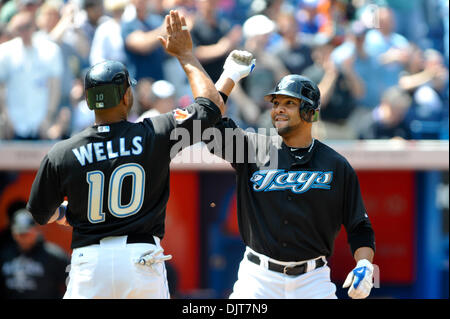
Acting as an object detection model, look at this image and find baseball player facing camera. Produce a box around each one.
[211,72,376,299]
[26,10,255,299]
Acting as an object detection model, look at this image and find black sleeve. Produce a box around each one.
[204,117,250,170]
[26,154,64,225]
[147,97,222,158]
[347,221,376,256]
[342,162,376,255]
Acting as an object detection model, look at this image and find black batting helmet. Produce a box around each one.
[85,60,136,110]
[264,75,321,122]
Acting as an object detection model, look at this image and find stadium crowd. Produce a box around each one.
[0,0,448,141]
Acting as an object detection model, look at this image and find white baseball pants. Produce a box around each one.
[64,236,170,299]
[229,247,337,299]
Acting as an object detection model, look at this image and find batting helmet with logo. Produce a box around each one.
[85,60,137,110]
[264,75,321,122]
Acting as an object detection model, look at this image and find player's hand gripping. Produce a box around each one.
[158,10,192,58]
[222,50,256,84]
[342,259,374,299]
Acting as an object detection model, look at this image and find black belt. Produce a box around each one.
[247,252,325,276]
[126,234,156,244]
[95,234,156,245]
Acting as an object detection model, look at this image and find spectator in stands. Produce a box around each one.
[269,10,313,75]
[35,0,79,139]
[89,0,129,65]
[157,2,195,100]
[0,208,69,299]
[0,200,27,251]
[136,79,177,121]
[229,14,289,130]
[356,86,413,140]
[0,0,42,25]
[240,14,288,102]
[363,6,410,90]
[77,0,108,50]
[121,0,166,81]
[399,47,449,139]
[69,76,94,135]
[132,77,153,119]
[384,0,428,49]
[399,46,449,97]
[295,0,331,35]
[0,10,63,140]
[44,1,90,75]
[303,35,363,139]
[190,0,242,82]
[331,20,382,111]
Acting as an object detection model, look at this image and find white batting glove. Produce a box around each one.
[342,259,374,299]
[221,50,256,84]
[135,247,172,267]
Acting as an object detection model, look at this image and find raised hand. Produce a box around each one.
[158,10,192,58]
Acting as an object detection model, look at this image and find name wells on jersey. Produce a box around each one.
[72,136,143,166]
[250,169,333,194]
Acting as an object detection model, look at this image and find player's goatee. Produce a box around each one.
[272,119,299,136]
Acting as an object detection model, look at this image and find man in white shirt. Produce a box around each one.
[89,0,129,66]
[0,10,63,140]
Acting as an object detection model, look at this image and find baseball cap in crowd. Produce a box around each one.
[104,0,129,12]
[152,80,175,99]
[11,209,36,234]
[242,14,276,38]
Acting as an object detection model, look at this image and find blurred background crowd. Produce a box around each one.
[0,0,448,142]
[0,0,448,300]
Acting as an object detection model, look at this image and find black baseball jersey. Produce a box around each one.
[27,98,221,249]
[207,118,375,262]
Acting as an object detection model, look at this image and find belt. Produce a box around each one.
[126,234,156,244]
[246,252,325,276]
[94,234,156,245]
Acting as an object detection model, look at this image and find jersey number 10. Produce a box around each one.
[86,163,145,223]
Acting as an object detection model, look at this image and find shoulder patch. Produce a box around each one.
[172,108,194,124]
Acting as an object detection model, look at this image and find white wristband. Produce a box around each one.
[221,69,241,84]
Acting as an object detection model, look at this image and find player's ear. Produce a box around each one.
[123,87,132,106]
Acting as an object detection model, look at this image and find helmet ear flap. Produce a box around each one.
[299,101,319,123]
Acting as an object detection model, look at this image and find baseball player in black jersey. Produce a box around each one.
[25,10,255,299]
[211,74,376,299]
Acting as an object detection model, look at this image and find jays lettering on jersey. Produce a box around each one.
[207,118,375,262]
[26,98,221,249]
[250,169,333,194]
